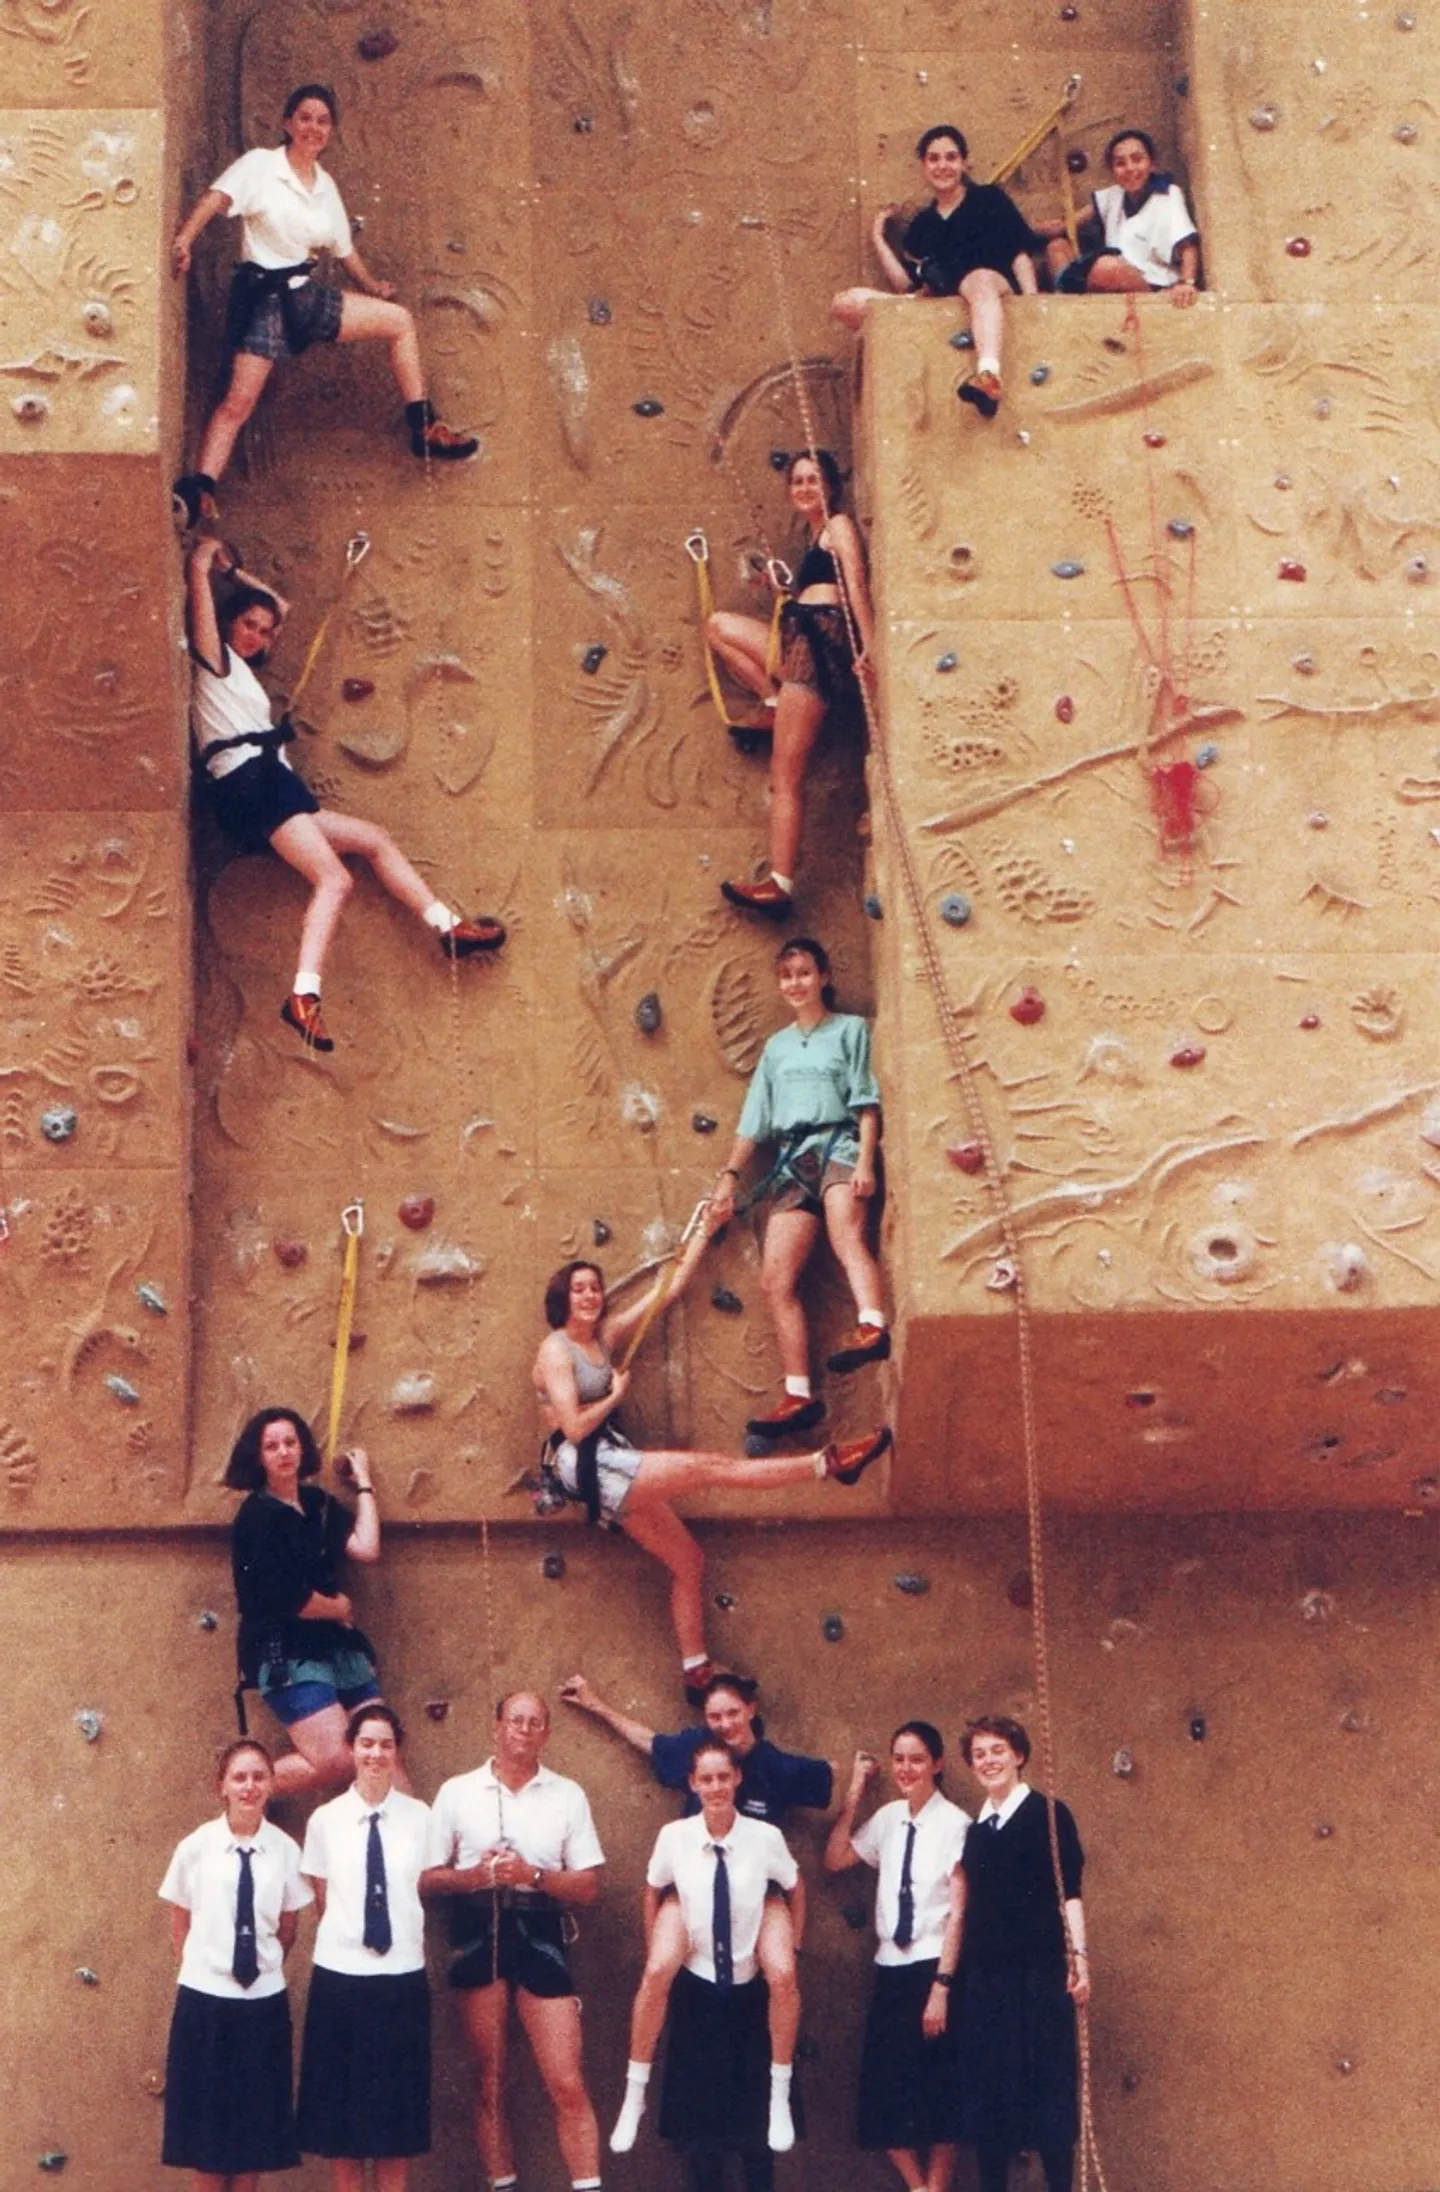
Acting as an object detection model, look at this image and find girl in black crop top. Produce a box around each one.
[712,449,876,922]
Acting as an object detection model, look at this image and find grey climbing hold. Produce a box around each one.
[714,1591,737,1610]
[573,113,594,132]
[822,1613,845,1643]
[1167,518,1194,540]
[40,1105,78,1143]
[769,448,791,471]
[1051,559,1085,579]
[635,991,662,1035]
[935,651,958,673]
[424,1699,451,1722]
[1292,651,1317,675]
[75,1709,103,1743]
[691,1111,718,1134]
[1407,554,1430,581]
[863,894,883,920]
[893,1572,930,1596]
[1030,363,1051,384]
[1194,743,1220,768]
[1249,104,1280,130]
[581,643,608,674]
[592,1219,611,1245]
[137,1283,167,1314]
[197,1610,219,1633]
[633,397,664,417]
[105,1375,141,1405]
[1111,1747,1135,1779]
[939,892,972,927]
[1188,1714,1206,1742]
[37,2155,67,2175]
[542,1551,566,1581]
[75,1967,99,1986]
[1394,121,1419,144]
[588,298,612,325]
[711,1287,743,1314]
[948,329,974,350]
[744,1433,772,1459]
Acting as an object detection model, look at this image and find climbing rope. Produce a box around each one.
[991,74,1085,253]
[749,163,1112,2191]
[616,1195,713,1374]
[287,530,371,716]
[324,1198,365,1467]
[684,529,790,750]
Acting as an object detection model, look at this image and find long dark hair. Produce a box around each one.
[224,1406,321,1490]
[789,447,845,511]
[544,1260,605,1329]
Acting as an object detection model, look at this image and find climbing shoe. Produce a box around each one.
[958,369,1002,419]
[409,408,480,461]
[721,875,795,920]
[823,1425,893,1485]
[280,992,334,1052]
[172,472,218,528]
[440,915,507,958]
[746,1393,826,1438]
[826,1324,892,1375]
[682,1657,719,1707]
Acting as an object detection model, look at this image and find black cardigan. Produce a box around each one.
[231,1485,375,1686]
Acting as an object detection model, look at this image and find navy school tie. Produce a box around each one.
[894,1820,917,1950]
[712,1844,734,1991]
[232,1847,259,1988]
[363,1812,392,1955]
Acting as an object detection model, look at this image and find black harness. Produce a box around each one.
[195,717,297,771]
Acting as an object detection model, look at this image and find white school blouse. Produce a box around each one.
[211,145,353,270]
[191,645,292,780]
[646,1811,799,1985]
[159,1813,311,1999]
[302,1783,431,1976]
[1094,179,1198,289]
[424,1759,605,1877]
[849,1790,970,1967]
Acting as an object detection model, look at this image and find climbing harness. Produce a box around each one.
[324,1199,364,1468]
[287,530,371,717]
[750,159,1113,2190]
[685,529,790,752]
[991,73,1085,254]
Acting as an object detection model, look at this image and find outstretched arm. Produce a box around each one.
[559,1672,657,1757]
[171,187,231,277]
[601,1199,722,1352]
[338,1449,381,1565]
[823,1749,880,1872]
[186,539,229,673]
[338,247,397,301]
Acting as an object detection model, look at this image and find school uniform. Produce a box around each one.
[650,1727,833,1825]
[192,645,321,853]
[297,1785,432,2160]
[850,1790,970,2150]
[902,186,1037,294]
[425,1759,604,1992]
[649,1813,800,2166]
[158,1813,312,2175]
[210,144,352,357]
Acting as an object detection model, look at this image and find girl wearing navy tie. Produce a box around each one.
[298,1705,433,2190]
[158,1739,313,2190]
[824,1724,970,2192]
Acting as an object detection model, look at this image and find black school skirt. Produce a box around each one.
[298,1965,432,2158]
[957,1958,1078,2149]
[660,1969,781,2150]
[857,1959,963,2150]
[162,1984,299,2174]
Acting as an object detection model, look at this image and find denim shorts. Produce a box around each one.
[259,1649,380,1727]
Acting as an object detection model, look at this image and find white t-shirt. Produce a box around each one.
[211,144,353,270]
[850,1790,970,1966]
[425,1760,605,1878]
[646,1811,799,1985]
[159,1813,312,1999]
[191,644,292,780]
[302,1784,430,1976]
[1094,179,1197,289]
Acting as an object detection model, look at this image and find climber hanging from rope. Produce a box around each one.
[186,535,506,1053]
[170,82,478,528]
[532,1203,892,1705]
[717,450,875,921]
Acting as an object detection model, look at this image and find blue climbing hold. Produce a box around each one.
[197,1610,219,1632]
[822,1613,845,1643]
[939,893,972,928]
[949,329,975,351]
[542,1550,566,1581]
[745,1433,773,1459]
[893,1572,931,1596]
[40,1105,77,1143]
[711,1287,743,1314]
[769,448,791,471]
[581,644,608,674]
[1030,363,1051,385]
[105,1375,140,1405]
[714,1591,737,1610]
[588,298,612,325]
[935,651,958,673]
[1167,518,1195,540]
[592,1218,611,1246]
[1051,559,1085,580]
[137,1282,167,1315]
[692,1111,718,1134]
[633,397,664,418]
[863,894,883,921]
[1195,743,1220,769]
[75,1709,103,1743]
[635,991,662,1034]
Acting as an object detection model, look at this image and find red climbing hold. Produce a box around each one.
[1285,235,1312,257]
[1150,758,1207,852]
[1143,429,1167,448]
[1299,1014,1321,1029]
[948,1141,986,1174]
[273,1236,308,1269]
[1170,1044,1207,1069]
[1010,987,1046,1026]
[1278,558,1307,581]
[342,677,375,703]
[358,28,398,59]
[398,1194,435,1230]
[1054,694,1075,723]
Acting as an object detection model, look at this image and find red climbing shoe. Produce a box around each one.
[747,1393,826,1438]
[411,417,480,462]
[826,1324,892,1375]
[823,1425,893,1485]
[958,369,1003,419]
[721,876,795,920]
[440,915,507,958]
[682,1658,719,1707]
[280,992,334,1053]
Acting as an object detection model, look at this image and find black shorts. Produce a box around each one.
[208,753,321,854]
[446,1901,576,1996]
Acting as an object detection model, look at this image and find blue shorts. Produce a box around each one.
[259,1650,379,1727]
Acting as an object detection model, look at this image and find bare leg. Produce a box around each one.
[767,683,827,883]
[708,611,775,700]
[192,2178,258,2192]
[831,285,892,332]
[887,2153,927,2191]
[927,2144,960,2192]
[338,291,425,405]
[617,1500,709,1662]
[822,1181,886,1320]
[195,353,276,484]
[270,1701,352,1797]
[757,1900,799,2063]
[1045,236,1077,284]
[759,1207,821,1383]
[957,267,1010,371]
[626,1898,689,2063]
[1084,256,1150,295]
[268,809,442,986]
[457,1981,514,2184]
[374,2163,409,2192]
[630,1450,824,1501]
[516,1990,601,2185]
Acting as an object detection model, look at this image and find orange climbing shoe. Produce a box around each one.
[824,1425,893,1485]
[411,416,480,462]
[826,1324,892,1375]
[958,368,1003,419]
[280,992,334,1052]
[747,1393,826,1438]
[721,875,794,920]
[440,915,507,958]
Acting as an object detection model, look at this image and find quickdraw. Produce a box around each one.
[685,528,790,755]
[324,1198,364,1467]
[991,73,1085,254]
[288,530,372,716]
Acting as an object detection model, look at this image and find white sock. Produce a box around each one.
[573,2181,604,2190]
[422,900,459,933]
[784,1376,812,1399]
[768,2064,796,2153]
[771,870,795,895]
[492,2179,518,2191]
[682,1653,709,1673]
[859,1310,886,1329]
[610,2062,650,2152]
[293,970,321,997]
[977,354,999,377]
[812,1448,829,1478]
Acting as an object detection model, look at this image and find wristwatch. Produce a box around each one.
[933,1971,954,1989]
[531,1865,544,1890]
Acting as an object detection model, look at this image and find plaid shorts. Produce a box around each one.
[234,274,344,360]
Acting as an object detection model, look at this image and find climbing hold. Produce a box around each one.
[620,1084,660,1133]
[745,1433,772,1459]
[714,1591,737,1610]
[1188,1714,1206,1742]
[397,1195,435,1231]
[592,1219,611,1245]
[692,1112,718,1134]
[82,298,114,337]
[1169,1044,1206,1069]
[136,1283,167,1315]
[1313,395,1333,420]
[1274,473,1293,491]
[1307,809,1328,830]
[1339,1709,1363,1734]
[1054,695,1075,723]
[986,1258,1019,1292]
[581,643,608,674]
[273,1237,307,1270]
[1277,558,1307,582]
[939,893,972,927]
[1397,7,1417,21]
[390,1373,436,1413]
[357,27,398,59]
[105,1375,141,1405]
[1301,1588,1336,1623]
[1007,1570,1034,1608]
[711,1287,743,1314]
[935,651,958,673]
[1111,1747,1135,1780]
[588,298,612,325]
[864,893,884,920]
[415,1244,480,1282]
[1009,987,1045,1026]
[1335,2056,1356,2076]
[632,397,664,417]
[1121,2069,1142,2093]
[634,992,663,1035]
[1143,430,1166,448]
[1292,651,1316,675]
[769,448,791,471]
[1394,121,1420,144]
[1059,3,1078,17]
[1248,104,1280,131]
[1167,518,1194,540]
[40,1106,78,1143]
[1066,148,1088,173]
[1189,1225,1257,1284]
[949,543,977,577]
[37,2155,67,2174]
[1030,363,1051,385]
[573,113,593,132]
[822,1613,845,1643]
[424,1699,450,1722]
[1285,236,1312,257]
[1314,1821,1335,1838]
[1194,743,1220,769]
[542,1550,566,1581]
[1322,1241,1369,1293]
[197,1610,219,1632]
[1051,560,1085,579]
[948,329,975,351]
[948,1142,986,1175]
[12,394,49,424]
[893,1572,930,1596]
[1407,554,1430,581]
[1351,985,1404,1040]
[75,1709,103,1743]
[1299,1013,1321,1030]
[75,1966,100,1986]
[341,678,374,703]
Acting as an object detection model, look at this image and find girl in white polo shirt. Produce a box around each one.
[158,1738,313,2189]
[170,82,478,526]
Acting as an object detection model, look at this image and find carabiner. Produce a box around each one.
[340,1199,365,1238]
[345,532,372,574]
[766,556,792,591]
[683,529,709,564]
